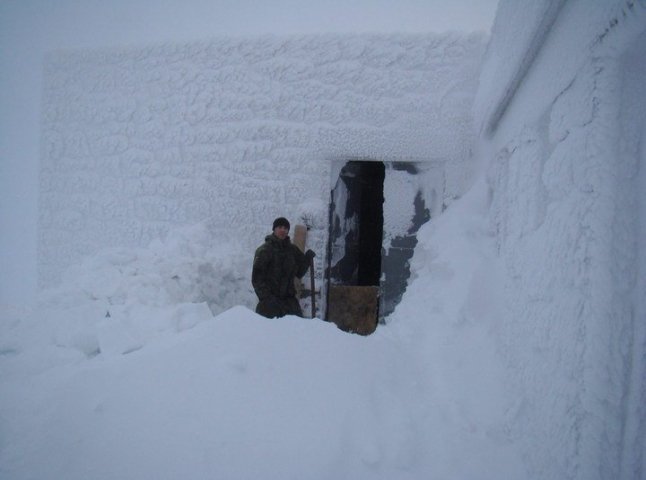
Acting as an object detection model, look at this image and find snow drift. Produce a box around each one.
[1,2,645,479]
[1,180,526,479]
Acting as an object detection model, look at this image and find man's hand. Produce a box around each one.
[305,249,316,261]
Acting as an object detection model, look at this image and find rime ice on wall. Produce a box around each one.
[40,33,485,288]
[476,1,646,479]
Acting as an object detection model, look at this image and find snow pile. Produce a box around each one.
[0,185,526,479]
[1,222,254,376]
[387,178,525,476]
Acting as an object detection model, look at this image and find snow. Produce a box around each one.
[382,166,421,243]
[1,0,499,306]
[1,178,527,479]
[473,0,567,136]
[1,1,645,479]
[38,33,485,289]
[474,1,646,478]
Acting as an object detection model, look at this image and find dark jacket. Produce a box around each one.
[252,234,309,318]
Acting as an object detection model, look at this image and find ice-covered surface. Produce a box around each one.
[382,167,422,244]
[475,0,646,136]
[473,0,567,135]
[0,180,526,479]
[474,1,646,478]
[39,33,486,289]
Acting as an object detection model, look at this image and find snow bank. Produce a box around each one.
[1,222,254,378]
[5,4,643,479]
[1,181,527,479]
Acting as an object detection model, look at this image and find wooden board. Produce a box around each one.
[292,224,307,300]
[292,224,307,252]
[327,285,379,335]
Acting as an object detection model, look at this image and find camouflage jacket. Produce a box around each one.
[252,234,309,300]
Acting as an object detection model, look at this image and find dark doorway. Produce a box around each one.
[326,161,385,334]
[325,159,432,334]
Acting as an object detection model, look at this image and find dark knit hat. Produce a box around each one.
[272,217,290,231]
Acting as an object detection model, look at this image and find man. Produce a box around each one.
[252,217,316,318]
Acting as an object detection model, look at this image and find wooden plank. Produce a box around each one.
[292,224,307,302]
[327,285,379,335]
[292,224,307,252]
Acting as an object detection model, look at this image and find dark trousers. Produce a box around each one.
[256,296,303,318]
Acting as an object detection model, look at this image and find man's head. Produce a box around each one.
[272,217,290,240]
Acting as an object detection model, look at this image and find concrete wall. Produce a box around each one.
[39,33,485,288]
[476,1,646,478]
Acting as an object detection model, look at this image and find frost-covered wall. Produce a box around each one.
[40,33,485,288]
[475,1,646,479]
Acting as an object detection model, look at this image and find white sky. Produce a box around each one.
[0,0,499,305]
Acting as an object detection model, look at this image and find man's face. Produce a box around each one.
[273,225,289,240]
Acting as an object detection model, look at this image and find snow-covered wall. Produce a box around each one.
[39,33,486,288]
[475,1,646,479]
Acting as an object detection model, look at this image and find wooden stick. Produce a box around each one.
[309,256,316,318]
[292,224,307,300]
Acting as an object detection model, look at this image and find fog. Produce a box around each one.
[0,0,498,306]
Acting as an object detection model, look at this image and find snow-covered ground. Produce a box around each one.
[1,1,644,479]
[0,178,527,479]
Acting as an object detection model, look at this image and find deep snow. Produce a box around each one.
[0,179,526,479]
[1,1,645,479]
